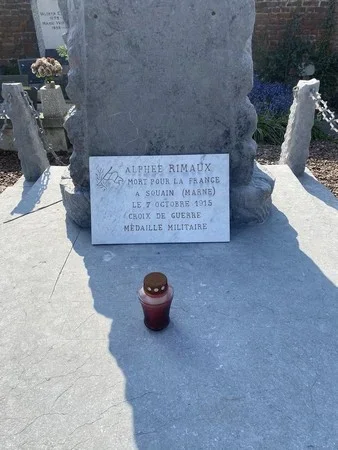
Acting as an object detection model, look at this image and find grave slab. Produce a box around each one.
[0,165,337,449]
[0,166,64,223]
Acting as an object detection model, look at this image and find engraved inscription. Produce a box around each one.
[90,155,230,244]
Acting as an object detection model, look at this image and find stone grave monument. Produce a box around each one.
[31,0,67,57]
[58,0,274,228]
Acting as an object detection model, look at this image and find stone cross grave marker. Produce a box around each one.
[90,154,230,245]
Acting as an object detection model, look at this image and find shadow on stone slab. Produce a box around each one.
[66,205,338,449]
[299,170,338,212]
[10,168,51,216]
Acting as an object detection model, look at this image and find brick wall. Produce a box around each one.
[0,0,39,66]
[255,0,338,50]
[0,0,337,67]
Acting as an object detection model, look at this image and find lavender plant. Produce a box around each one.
[249,76,328,144]
[249,76,293,116]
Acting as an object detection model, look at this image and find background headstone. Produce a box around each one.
[59,0,274,227]
[31,0,67,56]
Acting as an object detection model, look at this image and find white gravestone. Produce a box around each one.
[31,0,67,56]
[90,155,230,245]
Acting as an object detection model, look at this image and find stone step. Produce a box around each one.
[0,166,65,224]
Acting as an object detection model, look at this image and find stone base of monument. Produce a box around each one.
[230,163,275,224]
[60,168,91,228]
[0,164,337,448]
[60,162,275,229]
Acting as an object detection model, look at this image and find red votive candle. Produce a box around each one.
[138,272,174,331]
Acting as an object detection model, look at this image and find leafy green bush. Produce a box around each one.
[254,114,288,145]
[254,114,333,145]
[56,45,69,62]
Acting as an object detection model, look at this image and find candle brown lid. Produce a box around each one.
[144,272,168,295]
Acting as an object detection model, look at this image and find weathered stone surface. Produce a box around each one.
[58,0,69,28]
[45,128,68,152]
[40,84,68,119]
[2,83,50,182]
[60,168,91,228]
[231,163,275,224]
[280,79,320,177]
[60,0,274,226]
[60,0,88,188]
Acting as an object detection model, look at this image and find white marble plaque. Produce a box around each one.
[90,155,230,245]
[32,0,67,55]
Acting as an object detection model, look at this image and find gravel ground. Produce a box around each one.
[256,141,338,197]
[0,150,21,194]
[1,141,338,196]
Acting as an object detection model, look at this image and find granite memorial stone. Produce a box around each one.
[90,154,230,244]
[59,0,274,228]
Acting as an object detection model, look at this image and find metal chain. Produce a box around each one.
[310,89,338,134]
[0,93,12,138]
[22,91,66,165]
[0,109,10,136]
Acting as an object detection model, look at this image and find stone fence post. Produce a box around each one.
[279,79,320,177]
[2,83,50,182]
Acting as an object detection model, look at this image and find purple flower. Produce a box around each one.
[249,76,293,115]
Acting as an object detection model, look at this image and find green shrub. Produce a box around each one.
[254,114,333,145]
[254,114,288,145]
[56,45,69,61]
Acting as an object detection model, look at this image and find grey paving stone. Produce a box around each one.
[0,165,337,449]
[0,166,64,223]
